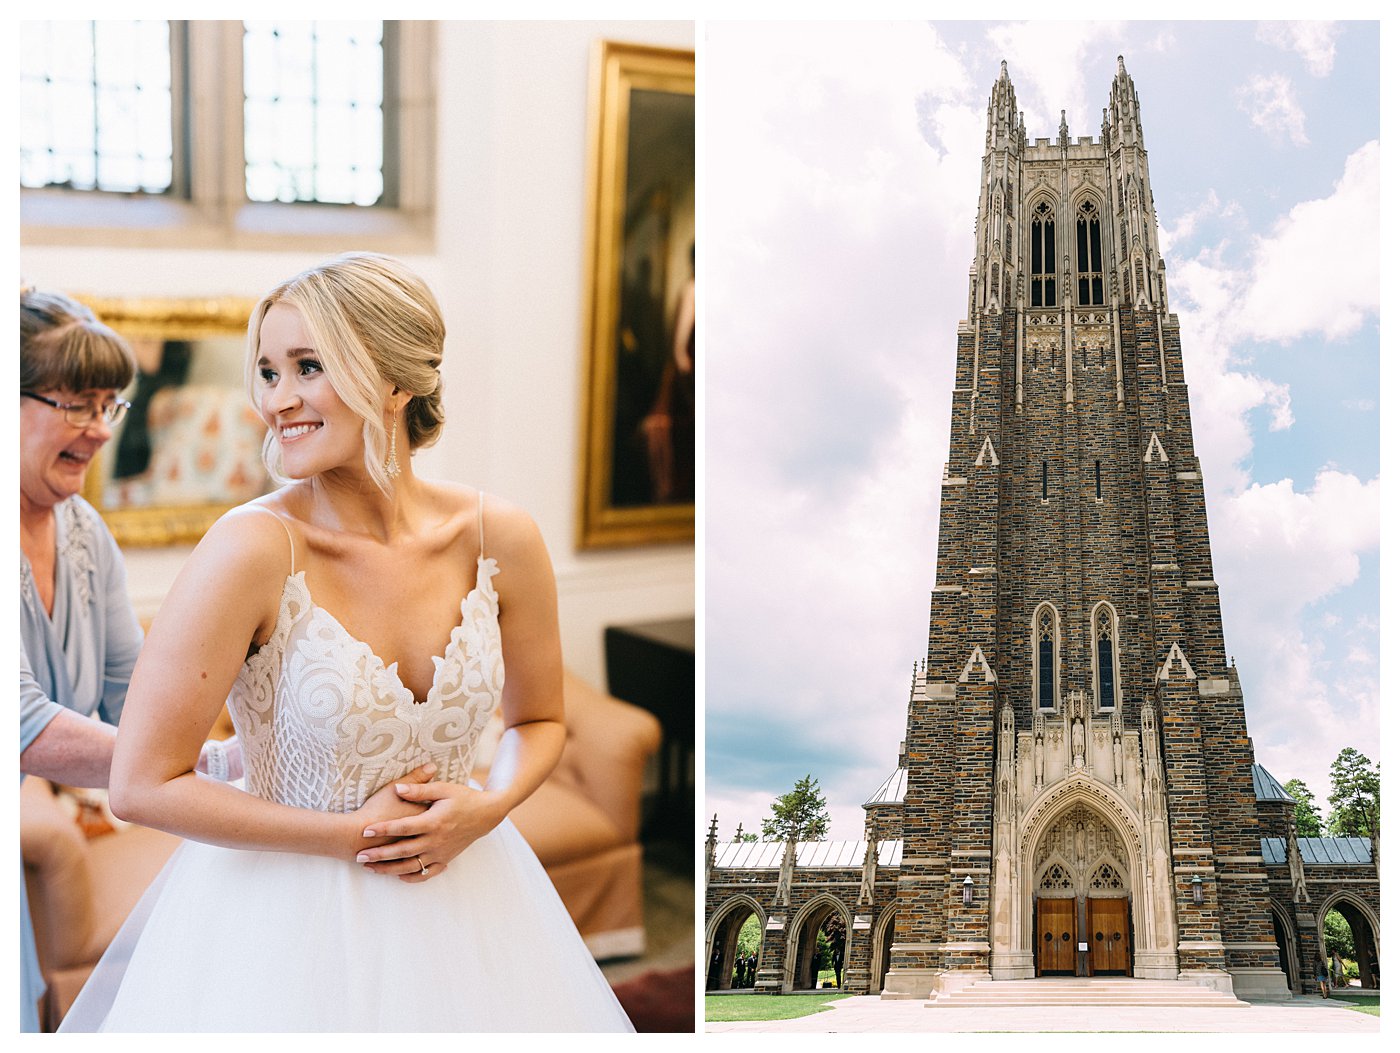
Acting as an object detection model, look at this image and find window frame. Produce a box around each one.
[1090,602,1122,712]
[1075,197,1105,306]
[1029,199,1057,308]
[1033,602,1061,712]
[20,19,435,253]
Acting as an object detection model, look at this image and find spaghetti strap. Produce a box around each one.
[477,489,487,558]
[247,504,296,576]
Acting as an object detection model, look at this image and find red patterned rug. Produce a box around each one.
[611,965,694,1033]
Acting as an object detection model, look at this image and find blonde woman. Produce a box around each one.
[63,255,633,1032]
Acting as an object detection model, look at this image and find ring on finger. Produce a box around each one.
[416,855,429,875]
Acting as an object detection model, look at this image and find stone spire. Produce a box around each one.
[1109,54,1145,147]
[705,813,718,886]
[985,58,1021,149]
[975,60,1023,316]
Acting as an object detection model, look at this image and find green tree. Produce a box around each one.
[761,774,830,842]
[1283,778,1324,837]
[1326,748,1380,839]
[1323,909,1355,960]
[736,914,761,958]
[732,823,758,843]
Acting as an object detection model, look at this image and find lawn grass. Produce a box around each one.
[705,992,854,1022]
[1330,993,1379,1017]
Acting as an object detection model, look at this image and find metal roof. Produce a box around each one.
[864,767,908,806]
[1260,836,1373,865]
[714,840,903,869]
[1252,764,1295,802]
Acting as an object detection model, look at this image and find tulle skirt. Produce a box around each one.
[60,817,634,1032]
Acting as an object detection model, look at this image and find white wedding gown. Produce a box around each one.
[62,508,634,1032]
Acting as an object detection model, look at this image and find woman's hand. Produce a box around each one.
[355,779,509,883]
[349,763,437,856]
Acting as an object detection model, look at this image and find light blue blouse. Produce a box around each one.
[20,496,142,1032]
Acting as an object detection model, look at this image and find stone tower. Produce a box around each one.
[884,58,1290,1000]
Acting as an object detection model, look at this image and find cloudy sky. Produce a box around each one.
[703,20,1380,842]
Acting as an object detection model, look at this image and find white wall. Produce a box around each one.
[20,20,695,690]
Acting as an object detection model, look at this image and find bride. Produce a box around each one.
[62,253,635,1032]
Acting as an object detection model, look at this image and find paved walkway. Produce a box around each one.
[706,994,1380,1033]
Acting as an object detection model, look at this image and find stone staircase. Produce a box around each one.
[928,977,1246,1008]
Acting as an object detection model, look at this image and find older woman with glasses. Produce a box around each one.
[19,288,145,1031]
[19,288,144,746]
[19,289,239,1028]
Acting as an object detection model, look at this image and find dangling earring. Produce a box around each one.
[384,414,402,478]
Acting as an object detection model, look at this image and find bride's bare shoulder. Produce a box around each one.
[198,496,301,575]
[424,483,548,567]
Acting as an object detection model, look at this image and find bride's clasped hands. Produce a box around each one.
[357,767,512,882]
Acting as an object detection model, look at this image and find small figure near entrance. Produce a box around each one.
[1315,953,1331,997]
[745,953,757,987]
[1332,951,1347,990]
[831,934,846,988]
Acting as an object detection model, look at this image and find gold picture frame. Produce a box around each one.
[76,295,267,547]
[577,41,695,549]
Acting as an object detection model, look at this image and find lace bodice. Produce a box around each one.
[224,555,504,812]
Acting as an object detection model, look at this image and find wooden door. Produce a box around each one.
[1087,897,1130,975]
[1036,898,1077,975]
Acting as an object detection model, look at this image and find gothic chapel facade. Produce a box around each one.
[889,53,1294,999]
[705,59,1378,1002]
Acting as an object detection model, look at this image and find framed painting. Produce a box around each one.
[76,295,271,546]
[577,40,695,549]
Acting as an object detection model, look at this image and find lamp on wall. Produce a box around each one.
[1191,874,1204,905]
[962,875,974,906]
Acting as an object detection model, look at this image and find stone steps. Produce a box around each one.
[929,978,1246,1008]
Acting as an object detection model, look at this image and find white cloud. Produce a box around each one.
[1212,469,1380,804]
[1236,73,1308,146]
[706,22,970,835]
[1258,21,1340,77]
[1239,140,1380,342]
[1165,140,1377,491]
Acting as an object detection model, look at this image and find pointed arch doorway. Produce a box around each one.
[1032,803,1133,976]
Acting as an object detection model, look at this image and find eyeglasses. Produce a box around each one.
[21,391,131,427]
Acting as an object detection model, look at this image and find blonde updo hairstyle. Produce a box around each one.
[247,252,446,493]
[21,288,136,394]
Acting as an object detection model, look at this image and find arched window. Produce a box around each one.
[1033,604,1060,711]
[1091,603,1120,710]
[1029,201,1056,308]
[1076,200,1104,305]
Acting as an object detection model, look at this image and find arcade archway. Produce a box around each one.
[1319,894,1380,990]
[705,895,764,991]
[784,896,849,992]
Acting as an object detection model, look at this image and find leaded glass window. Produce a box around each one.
[1036,606,1057,710]
[19,20,175,194]
[1030,201,1056,308]
[243,21,387,206]
[1094,604,1118,710]
[1076,200,1104,305]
